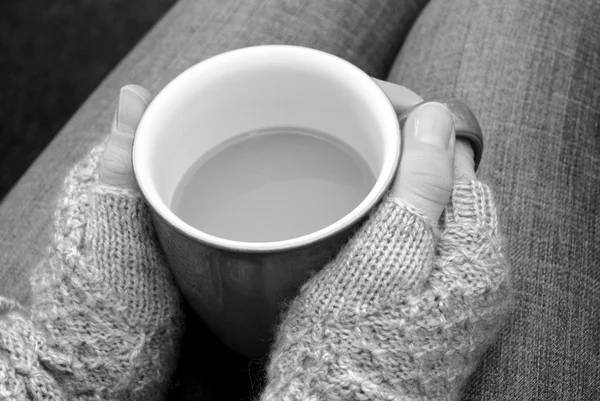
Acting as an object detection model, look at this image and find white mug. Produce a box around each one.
[132,45,481,359]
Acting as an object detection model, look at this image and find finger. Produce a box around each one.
[114,84,152,133]
[390,102,456,223]
[98,85,152,188]
[372,78,423,114]
[455,139,477,181]
[431,181,510,301]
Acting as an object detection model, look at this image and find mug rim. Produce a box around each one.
[133,44,400,253]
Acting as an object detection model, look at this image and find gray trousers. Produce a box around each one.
[1,0,598,399]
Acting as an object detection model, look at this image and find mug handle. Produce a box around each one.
[373,78,484,172]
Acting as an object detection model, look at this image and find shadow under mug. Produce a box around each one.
[133,45,483,359]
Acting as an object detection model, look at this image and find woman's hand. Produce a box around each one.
[98,84,152,188]
[374,78,476,221]
[0,84,182,401]
[263,84,508,401]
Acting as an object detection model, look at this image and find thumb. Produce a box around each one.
[98,85,152,188]
[391,102,455,222]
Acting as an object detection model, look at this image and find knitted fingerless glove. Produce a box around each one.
[261,180,513,401]
[0,147,184,401]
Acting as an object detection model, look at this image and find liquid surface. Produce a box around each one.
[171,127,376,242]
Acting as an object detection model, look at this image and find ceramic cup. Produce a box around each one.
[132,45,483,359]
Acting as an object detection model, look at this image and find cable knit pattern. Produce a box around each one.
[0,146,184,401]
[261,180,513,401]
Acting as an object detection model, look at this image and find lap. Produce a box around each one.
[6,0,597,398]
[386,0,600,399]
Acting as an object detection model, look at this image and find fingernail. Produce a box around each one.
[412,102,454,150]
[116,86,150,133]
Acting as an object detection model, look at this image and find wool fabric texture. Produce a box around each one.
[0,146,512,400]
[0,147,183,400]
[260,181,513,400]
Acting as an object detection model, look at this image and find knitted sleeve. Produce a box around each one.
[261,180,513,401]
[0,146,184,401]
